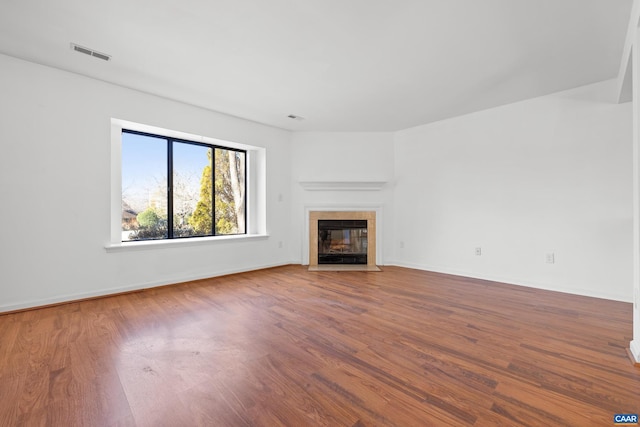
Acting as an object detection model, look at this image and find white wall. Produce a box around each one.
[392,80,633,301]
[0,54,293,312]
[0,52,632,310]
[290,132,395,264]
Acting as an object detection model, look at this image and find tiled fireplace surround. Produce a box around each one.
[305,208,381,271]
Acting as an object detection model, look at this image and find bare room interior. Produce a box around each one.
[1,1,640,425]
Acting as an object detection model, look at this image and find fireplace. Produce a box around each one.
[308,211,379,271]
[318,220,367,264]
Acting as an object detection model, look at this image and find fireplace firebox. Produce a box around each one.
[308,210,379,271]
[318,220,367,264]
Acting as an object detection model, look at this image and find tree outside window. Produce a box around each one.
[121,130,246,241]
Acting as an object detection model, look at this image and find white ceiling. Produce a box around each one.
[0,0,633,131]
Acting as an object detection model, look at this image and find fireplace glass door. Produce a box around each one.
[318,220,367,264]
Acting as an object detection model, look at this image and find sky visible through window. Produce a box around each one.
[122,132,209,214]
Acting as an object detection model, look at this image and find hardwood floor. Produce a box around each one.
[1,265,638,426]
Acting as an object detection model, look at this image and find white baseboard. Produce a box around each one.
[385,260,632,303]
[3,260,629,313]
[0,261,293,313]
[630,340,640,364]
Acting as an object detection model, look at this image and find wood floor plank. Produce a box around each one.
[0,265,639,425]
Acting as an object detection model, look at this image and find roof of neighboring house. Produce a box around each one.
[122,201,137,220]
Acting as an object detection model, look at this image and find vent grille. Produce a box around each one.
[71,43,111,61]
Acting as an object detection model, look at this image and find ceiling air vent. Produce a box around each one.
[70,43,111,61]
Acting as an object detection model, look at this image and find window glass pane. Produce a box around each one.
[173,142,212,237]
[121,133,168,241]
[121,127,247,241]
[214,148,246,235]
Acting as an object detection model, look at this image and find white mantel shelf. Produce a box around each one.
[299,181,387,191]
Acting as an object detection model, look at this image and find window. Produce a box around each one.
[121,129,246,242]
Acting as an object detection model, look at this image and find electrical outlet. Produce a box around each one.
[399,241,405,249]
[475,247,482,256]
[278,241,283,248]
[546,253,555,264]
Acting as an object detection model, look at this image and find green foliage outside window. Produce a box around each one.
[122,131,245,241]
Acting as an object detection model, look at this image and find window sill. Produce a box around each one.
[105,233,269,252]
